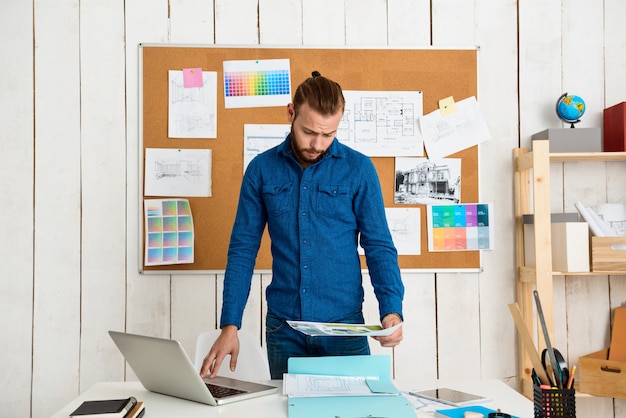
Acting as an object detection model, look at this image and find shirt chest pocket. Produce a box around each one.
[262,183,292,217]
[317,184,353,218]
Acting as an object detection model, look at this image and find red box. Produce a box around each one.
[604,102,626,151]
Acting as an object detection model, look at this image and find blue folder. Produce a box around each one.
[434,405,519,418]
[287,355,417,418]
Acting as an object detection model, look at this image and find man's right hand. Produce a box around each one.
[199,325,240,379]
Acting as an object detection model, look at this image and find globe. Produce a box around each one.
[556,93,585,128]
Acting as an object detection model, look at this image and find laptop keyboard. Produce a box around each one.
[206,382,247,398]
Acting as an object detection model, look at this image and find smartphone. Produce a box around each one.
[409,387,491,407]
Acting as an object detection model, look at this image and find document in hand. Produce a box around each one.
[283,374,400,398]
[286,320,402,337]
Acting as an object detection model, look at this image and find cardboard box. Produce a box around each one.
[579,349,626,399]
[603,102,626,152]
[591,236,626,271]
[524,214,590,272]
[532,128,602,152]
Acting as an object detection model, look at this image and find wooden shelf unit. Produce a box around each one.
[513,139,626,398]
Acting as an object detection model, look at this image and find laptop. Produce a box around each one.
[108,330,278,405]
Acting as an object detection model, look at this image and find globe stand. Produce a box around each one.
[566,119,581,129]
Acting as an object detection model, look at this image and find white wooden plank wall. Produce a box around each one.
[0,2,35,416]
[32,2,82,418]
[123,0,172,391]
[433,0,480,385]
[78,0,128,396]
[1,1,626,417]
[474,0,519,384]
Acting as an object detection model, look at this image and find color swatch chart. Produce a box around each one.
[427,203,494,251]
[223,58,292,108]
[224,70,290,97]
[144,198,194,266]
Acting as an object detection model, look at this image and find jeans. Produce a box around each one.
[265,310,371,379]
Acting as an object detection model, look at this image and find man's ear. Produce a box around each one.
[287,103,295,122]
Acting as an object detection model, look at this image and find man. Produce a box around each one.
[200,72,404,380]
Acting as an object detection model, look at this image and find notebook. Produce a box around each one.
[108,330,277,405]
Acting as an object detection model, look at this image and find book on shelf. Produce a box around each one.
[69,396,137,418]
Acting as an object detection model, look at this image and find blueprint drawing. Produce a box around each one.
[339,90,423,157]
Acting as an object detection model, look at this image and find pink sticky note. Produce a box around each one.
[183,68,203,88]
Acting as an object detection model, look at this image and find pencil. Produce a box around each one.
[566,365,576,389]
[545,362,556,388]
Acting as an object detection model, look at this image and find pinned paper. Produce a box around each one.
[144,198,194,266]
[427,203,495,251]
[144,148,212,197]
[223,58,292,108]
[419,96,491,160]
[438,96,457,116]
[182,68,204,88]
[168,70,217,138]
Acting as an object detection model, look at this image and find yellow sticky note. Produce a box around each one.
[439,96,457,116]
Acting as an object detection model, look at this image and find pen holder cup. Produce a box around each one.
[533,385,576,418]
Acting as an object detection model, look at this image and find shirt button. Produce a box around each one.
[301,212,306,216]
[303,265,308,269]
[302,239,307,244]
[303,186,307,190]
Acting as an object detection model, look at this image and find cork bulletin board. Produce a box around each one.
[139,44,479,273]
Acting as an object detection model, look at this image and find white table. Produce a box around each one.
[52,379,533,418]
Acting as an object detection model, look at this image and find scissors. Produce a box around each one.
[541,347,569,388]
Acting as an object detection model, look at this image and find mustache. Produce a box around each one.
[289,130,320,153]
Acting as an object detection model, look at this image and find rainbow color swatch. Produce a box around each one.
[144,198,194,266]
[427,203,494,251]
[224,70,290,97]
[223,59,292,108]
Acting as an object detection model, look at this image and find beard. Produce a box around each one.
[290,127,326,166]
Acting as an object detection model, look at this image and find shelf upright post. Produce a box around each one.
[513,140,554,399]
[530,140,556,353]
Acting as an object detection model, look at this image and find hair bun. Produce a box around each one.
[311,71,321,77]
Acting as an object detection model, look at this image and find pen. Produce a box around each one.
[566,365,576,389]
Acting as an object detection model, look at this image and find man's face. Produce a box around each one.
[287,102,343,167]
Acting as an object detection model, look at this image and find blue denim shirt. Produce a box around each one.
[220,136,404,328]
